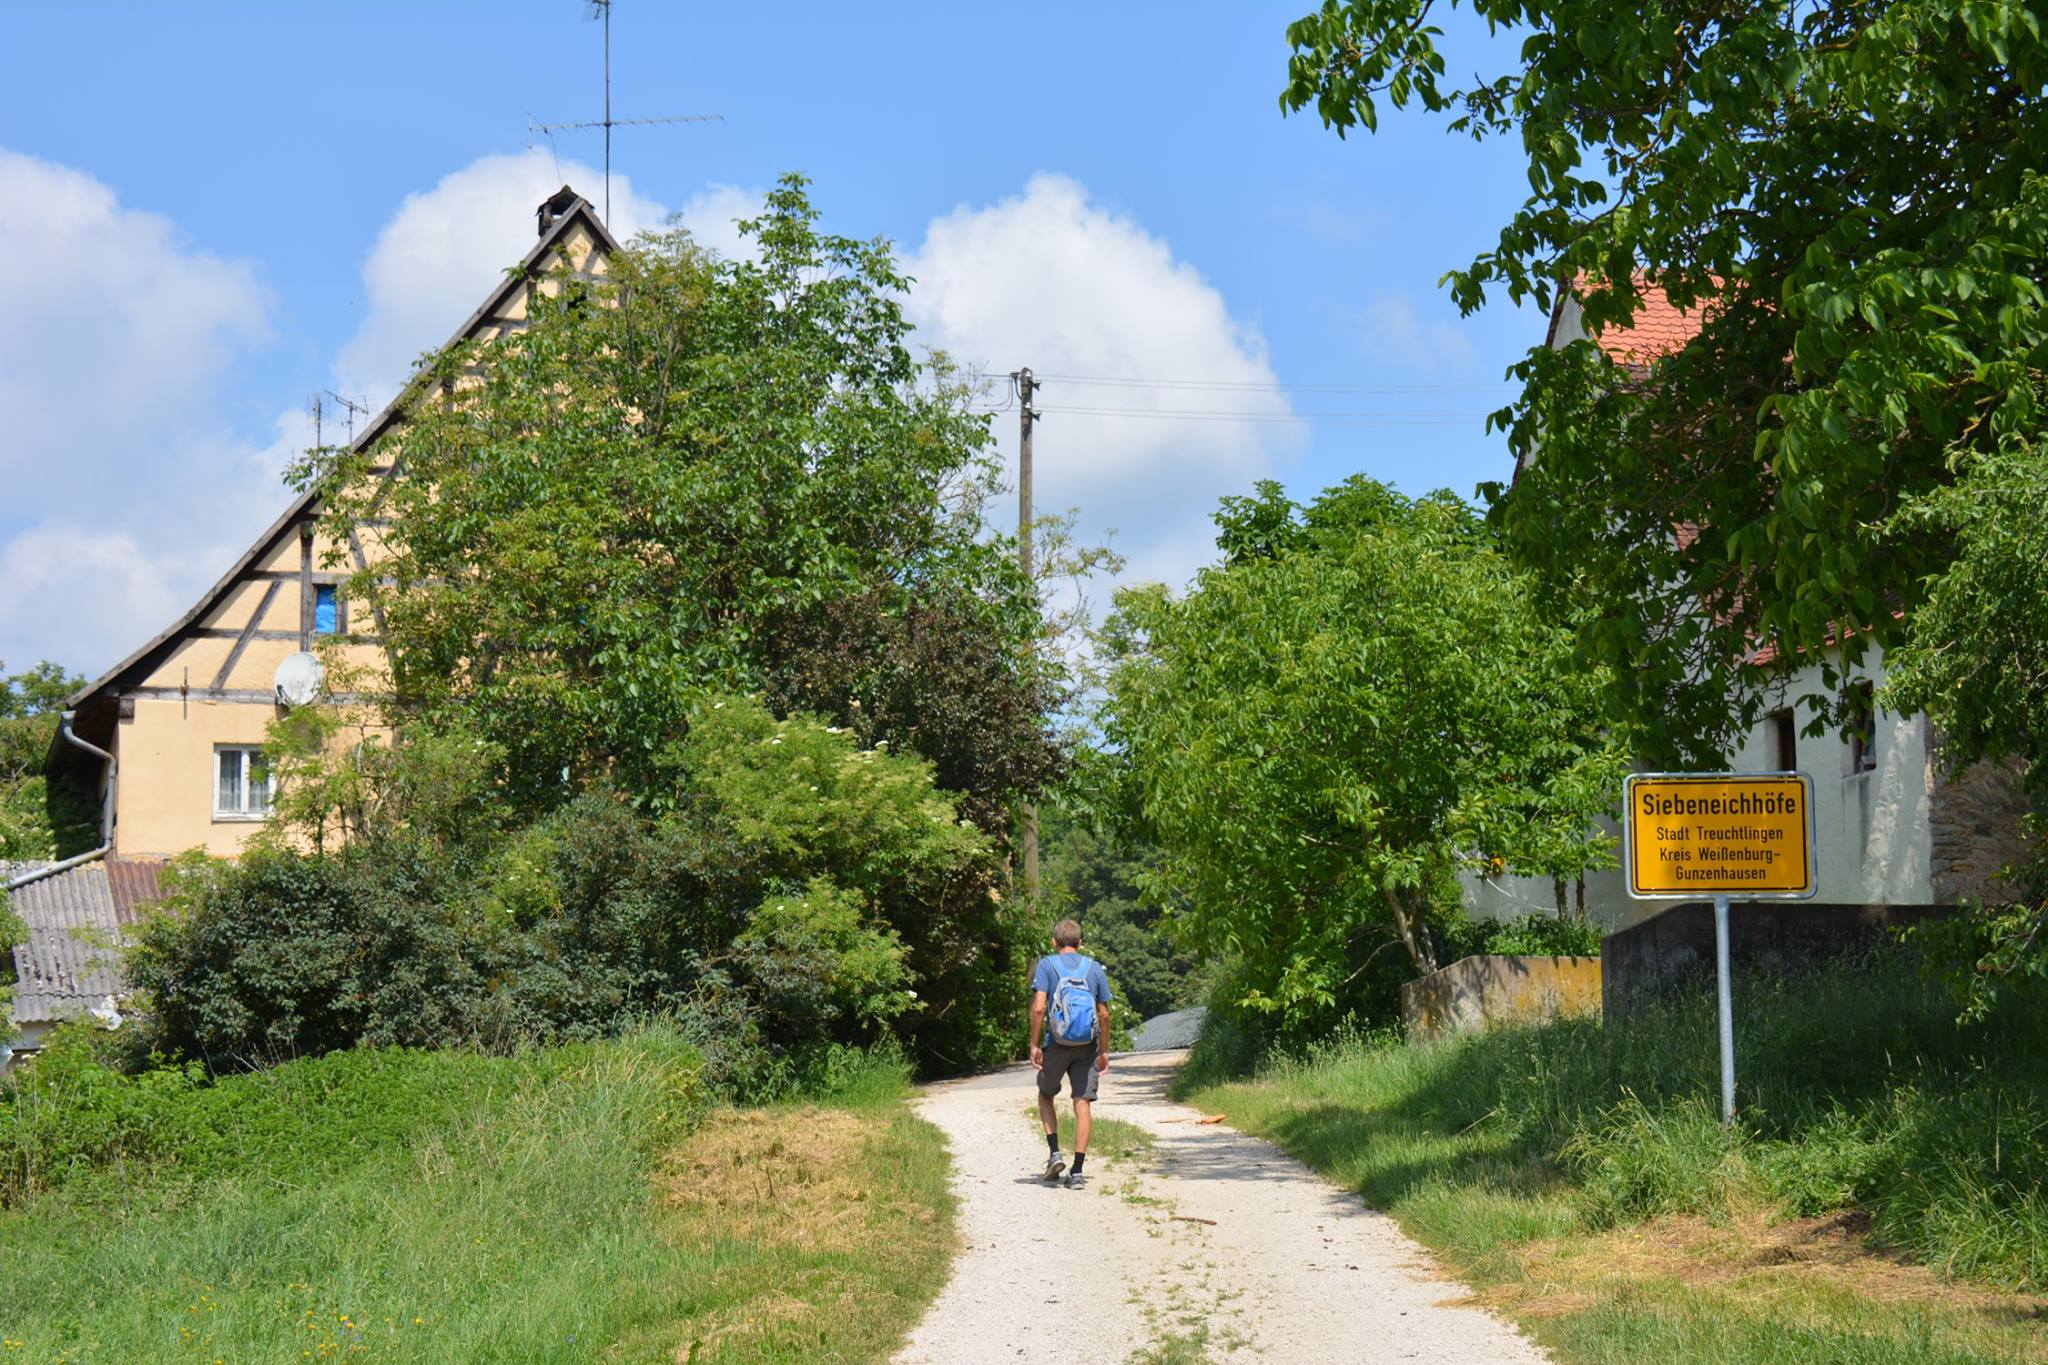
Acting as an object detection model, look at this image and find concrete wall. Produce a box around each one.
[1401,954,1603,1039]
[115,697,280,857]
[1601,901,1952,1019]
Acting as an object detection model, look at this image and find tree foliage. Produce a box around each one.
[1102,478,1625,1027]
[1283,0,2048,763]
[1887,442,2048,1010]
[300,176,1059,826]
[133,695,1018,1076]
[0,661,93,862]
[1037,805,1206,1022]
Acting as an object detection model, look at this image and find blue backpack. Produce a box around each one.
[1048,956,1100,1047]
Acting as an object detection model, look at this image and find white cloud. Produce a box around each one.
[676,183,766,263]
[0,148,291,675]
[0,148,271,516]
[1,146,671,676]
[1354,291,1478,372]
[902,173,1299,596]
[0,525,185,674]
[2,156,1284,674]
[334,149,669,406]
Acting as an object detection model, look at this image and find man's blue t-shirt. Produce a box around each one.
[1032,951,1112,1047]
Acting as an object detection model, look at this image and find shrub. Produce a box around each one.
[1449,912,1604,959]
[129,695,1021,1076]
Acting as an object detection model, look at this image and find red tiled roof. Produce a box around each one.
[1747,612,1905,668]
[1589,284,1705,366]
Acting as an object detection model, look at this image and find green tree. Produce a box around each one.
[1037,806,1203,1022]
[301,176,1059,829]
[1886,443,2048,1010]
[0,663,79,719]
[1102,478,1624,1028]
[0,661,92,861]
[132,694,1010,1073]
[1281,0,2048,764]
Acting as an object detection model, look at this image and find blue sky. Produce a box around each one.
[0,1,1541,678]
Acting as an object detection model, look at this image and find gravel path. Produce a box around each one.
[896,1050,1549,1364]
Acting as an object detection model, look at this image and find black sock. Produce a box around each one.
[1070,1152,1086,1176]
[1046,1132,1060,1157]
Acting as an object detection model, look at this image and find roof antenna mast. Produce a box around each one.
[600,0,611,225]
[527,0,725,231]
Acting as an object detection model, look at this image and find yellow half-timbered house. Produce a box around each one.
[54,187,621,858]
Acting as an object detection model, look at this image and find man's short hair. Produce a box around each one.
[1051,919,1084,948]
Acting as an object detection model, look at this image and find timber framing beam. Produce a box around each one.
[211,580,281,691]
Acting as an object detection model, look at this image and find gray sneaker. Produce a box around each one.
[1042,1155,1066,1183]
[1062,1169,1086,1190]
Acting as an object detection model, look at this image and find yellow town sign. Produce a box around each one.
[1623,772,1816,899]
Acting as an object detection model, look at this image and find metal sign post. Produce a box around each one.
[1714,893,1735,1127]
[1623,772,1818,1132]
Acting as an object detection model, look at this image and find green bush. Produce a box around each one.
[1038,811,1207,1021]
[129,695,1025,1076]
[1462,912,1604,958]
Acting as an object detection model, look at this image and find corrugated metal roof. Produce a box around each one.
[3,858,164,1026]
[105,857,166,923]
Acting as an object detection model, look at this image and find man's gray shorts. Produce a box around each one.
[1037,1042,1100,1102]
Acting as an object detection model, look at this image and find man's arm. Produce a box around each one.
[1029,990,1048,1069]
[1096,1001,1112,1072]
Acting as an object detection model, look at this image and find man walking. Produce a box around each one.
[1029,919,1112,1188]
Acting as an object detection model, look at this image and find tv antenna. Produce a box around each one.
[527,1,724,227]
[310,390,373,449]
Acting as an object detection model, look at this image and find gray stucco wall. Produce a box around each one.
[1601,901,1952,1019]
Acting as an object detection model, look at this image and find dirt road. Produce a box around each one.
[896,1050,1549,1364]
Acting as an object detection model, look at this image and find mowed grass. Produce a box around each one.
[0,1032,953,1363]
[1183,960,2048,1364]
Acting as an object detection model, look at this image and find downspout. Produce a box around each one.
[3,710,116,894]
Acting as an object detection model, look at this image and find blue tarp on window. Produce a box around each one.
[314,585,338,635]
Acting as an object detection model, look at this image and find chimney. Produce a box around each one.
[535,185,580,238]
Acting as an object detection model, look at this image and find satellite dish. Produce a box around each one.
[274,651,325,707]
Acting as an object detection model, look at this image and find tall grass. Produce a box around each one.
[0,1032,950,1362]
[1190,956,2048,1290]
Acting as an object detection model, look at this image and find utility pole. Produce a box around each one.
[1014,367,1041,903]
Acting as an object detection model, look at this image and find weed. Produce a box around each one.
[1186,956,2048,1363]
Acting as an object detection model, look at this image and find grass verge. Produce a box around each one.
[1182,958,2048,1364]
[0,1029,953,1362]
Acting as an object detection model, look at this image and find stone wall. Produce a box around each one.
[1928,740,2032,904]
[1401,954,1603,1039]
[1602,901,1951,1019]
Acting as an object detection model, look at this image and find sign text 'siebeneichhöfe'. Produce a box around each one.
[1624,773,1816,898]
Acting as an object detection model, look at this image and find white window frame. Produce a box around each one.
[213,745,274,821]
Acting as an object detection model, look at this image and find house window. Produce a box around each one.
[313,584,339,635]
[1770,708,1797,771]
[1844,681,1877,775]
[215,746,272,819]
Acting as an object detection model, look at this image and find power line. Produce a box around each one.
[1030,404,1491,425]
[1029,372,1509,394]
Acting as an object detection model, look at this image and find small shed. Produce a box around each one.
[3,858,164,1062]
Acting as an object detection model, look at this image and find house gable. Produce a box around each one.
[56,189,622,855]
[67,190,621,728]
